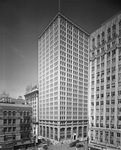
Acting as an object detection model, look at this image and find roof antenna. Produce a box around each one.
[59,0,60,13]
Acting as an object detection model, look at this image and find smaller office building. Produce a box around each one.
[24,84,39,142]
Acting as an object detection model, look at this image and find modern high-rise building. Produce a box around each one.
[38,13,89,142]
[89,12,121,149]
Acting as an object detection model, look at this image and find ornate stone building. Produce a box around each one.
[0,102,32,150]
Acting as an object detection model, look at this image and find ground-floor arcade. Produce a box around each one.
[39,120,88,142]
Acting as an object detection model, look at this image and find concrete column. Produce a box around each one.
[82,125,84,138]
[71,126,73,140]
[58,127,60,141]
[45,125,47,138]
[65,127,67,140]
[77,126,79,138]
[41,125,42,136]
[53,127,55,140]
[49,126,51,139]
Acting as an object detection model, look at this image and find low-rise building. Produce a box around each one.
[0,91,25,105]
[0,102,32,150]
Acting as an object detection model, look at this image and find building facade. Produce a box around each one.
[89,12,121,149]
[24,84,39,142]
[0,91,25,105]
[0,103,32,150]
[0,91,12,103]
[38,13,89,142]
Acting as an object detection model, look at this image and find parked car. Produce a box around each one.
[41,138,47,144]
[69,140,80,147]
[42,144,48,150]
[76,143,84,148]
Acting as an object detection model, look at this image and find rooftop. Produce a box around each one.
[0,102,31,108]
[38,12,89,39]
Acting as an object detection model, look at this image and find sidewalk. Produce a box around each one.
[48,143,76,150]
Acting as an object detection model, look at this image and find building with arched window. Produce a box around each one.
[0,102,32,150]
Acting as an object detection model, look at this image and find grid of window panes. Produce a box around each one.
[90,17,121,145]
[39,15,89,123]
[38,18,59,121]
[59,16,89,121]
[26,92,38,121]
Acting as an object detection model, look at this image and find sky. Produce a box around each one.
[0,0,121,98]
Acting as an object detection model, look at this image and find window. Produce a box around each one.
[111,91,115,97]
[97,34,100,46]
[106,100,110,105]
[107,44,110,49]
[119,38,121,44]
[119,65,121,72]
[92,38,95,47]
[107,52,110,59]
[107,69,110,75]
[118,90,121,96]
[4,111,7,116]
[101,32,105,44]
[13,111,16,116]
[8,111,11,116]
[13,127,16,132]
[4,119,7,125]
[111,99,115,104]
[8,127,12,132]
[106,92,110,98]
[4,128,7,133]
[107,28,111,41]
[97,49,100,55]
[20,111,23,116]
[13,119,16,124]
[101,94,104,98]
[117,133,120,137]
[112,67,115,73]
[112,49,116,56]
[107,76,110,82]
[112,75,115,81]
[111,108,115,113]
[106,84,110,89]
[118,99,121,104]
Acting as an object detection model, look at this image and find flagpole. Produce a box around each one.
[59,0,60,12]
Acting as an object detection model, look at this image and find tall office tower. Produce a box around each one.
[89,12,121,149]
[38,13,89,142]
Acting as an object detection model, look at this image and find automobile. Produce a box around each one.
[42,144,48,150]
[69,141,76,147]
[69,140,80,147]
[76,143,84,148]
[41,138,47,144]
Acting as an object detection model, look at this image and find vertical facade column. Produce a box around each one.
[65,127,67,140]
[53,126,55,140]
[49,126,51,139]
[77,126,79,138]
[58,127,60,141]
[82,125,84,138]
[42,125,43,137]
[45,125,47,138]
[71,126,73,139]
